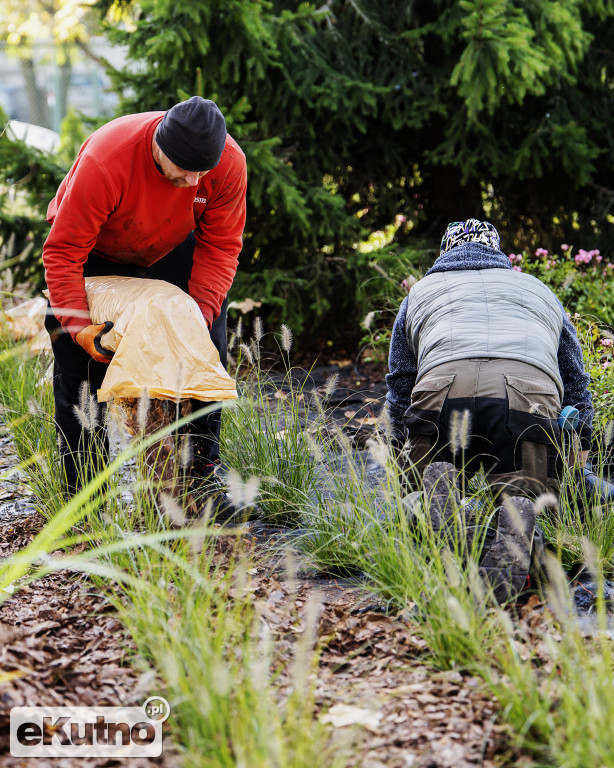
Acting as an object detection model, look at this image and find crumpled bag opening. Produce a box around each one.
[84,275,238,403]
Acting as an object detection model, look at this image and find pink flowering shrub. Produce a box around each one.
[575,318,614,430]
[512,244,614,327]
[510,246,614,426]
[574,248,602,265]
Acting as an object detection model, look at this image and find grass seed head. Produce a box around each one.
[3,266,14,294]
[446,595,471,632]
[581,536,600,578]
[179,435,192,470]
[73,381,98,433]
[442,549,463,589]
[467,560,487,604]
[211,662,231,697]
[136,386,150,433]
[240,342,254,366]
[366,436,389,467]
[458,409,471,451]
[323,372,339,398]
[227,468,243,507]
[173,362,185,399]
[305,430,324,463]
[26,398,42,417]
[243,475,260,506]
[227,468,260,507]
[534,493,559,514]
[160,491,187,527]
[280,324,293,354]
[332,424,352,454]
[107,402,129,449]
[284,549,297,593]
[251,338,261,362]
[544,554,574,626]
[361,311,376,330]
[377,405,393,440]
[253,316,263,343]
[502,496,528,535]
[251,617,273,690]
[449,408,471,455]
[291,593,323,692]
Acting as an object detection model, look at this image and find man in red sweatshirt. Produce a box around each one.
[42,96,247,510]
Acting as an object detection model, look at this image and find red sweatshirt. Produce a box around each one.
[43,111,247,338]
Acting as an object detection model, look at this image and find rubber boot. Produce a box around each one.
[479,495,537,603]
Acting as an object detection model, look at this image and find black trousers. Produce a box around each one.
[44,233,228,492]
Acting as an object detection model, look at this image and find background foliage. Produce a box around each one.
[2,0,614,338]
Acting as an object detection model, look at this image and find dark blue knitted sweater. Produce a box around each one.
[385,244,594,448]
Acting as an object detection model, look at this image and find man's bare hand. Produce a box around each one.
[75,321,114,364]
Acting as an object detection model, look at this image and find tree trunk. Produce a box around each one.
[55,45,72,129]
[19,57,50,128]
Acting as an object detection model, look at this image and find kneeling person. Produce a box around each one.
[385,219,594,599]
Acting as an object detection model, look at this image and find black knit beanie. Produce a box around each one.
[155,97,227,172]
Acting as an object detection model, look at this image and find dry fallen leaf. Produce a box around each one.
[227,298,262,314]
[328,358,353,367]
[320,703,383,729]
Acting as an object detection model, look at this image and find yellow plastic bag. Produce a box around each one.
[1,296,52,354]
[84,276,238,403]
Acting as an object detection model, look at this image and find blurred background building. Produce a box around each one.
[0,38,124,134]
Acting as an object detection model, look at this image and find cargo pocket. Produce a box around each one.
[403,374,456,437]
[503,374,562,487]
[402,374,456,478]
[503,374,560,444]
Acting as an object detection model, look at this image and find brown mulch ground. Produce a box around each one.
[237,554,512,768]
[0,567,174,767]
[0,435,176,766]
[0,362,519,768]
[0,507,513,768]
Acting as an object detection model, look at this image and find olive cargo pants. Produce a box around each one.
[402,359,563,498]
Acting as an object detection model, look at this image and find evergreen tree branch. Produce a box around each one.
[588,182,614,198]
